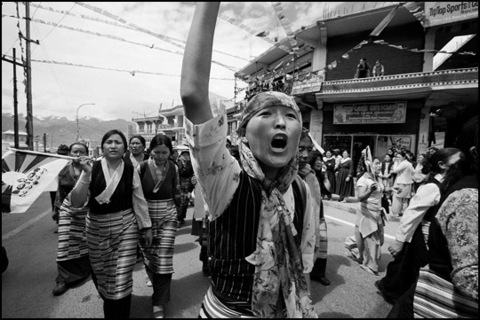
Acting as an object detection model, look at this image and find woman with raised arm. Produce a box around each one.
[71,129,152,319]
[180,2,316,318]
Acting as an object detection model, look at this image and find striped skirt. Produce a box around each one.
[140,199,177,274]
[413,267,478,318]
[199,286,257,318]
[56,197,89,262]
[86,209,138,300]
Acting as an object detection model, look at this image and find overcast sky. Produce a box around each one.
[2,2,396,121]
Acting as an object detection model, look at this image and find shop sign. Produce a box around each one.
[425,2,478,27]
[291,74,323,95]
[333,101,407,124]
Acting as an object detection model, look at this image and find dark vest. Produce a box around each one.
[208,170,305,304]
[421,176,443,222]
[88,160,134,214]
[139,160,177,200]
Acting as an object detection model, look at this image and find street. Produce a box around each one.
[2,192,400,318]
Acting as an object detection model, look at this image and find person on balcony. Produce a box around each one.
[354,58,371,78]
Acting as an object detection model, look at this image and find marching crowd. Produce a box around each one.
[22,2,478,319]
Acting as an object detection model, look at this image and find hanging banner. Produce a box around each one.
[424,2,478,27]
[333,101,407,124]
[291,73,324,95]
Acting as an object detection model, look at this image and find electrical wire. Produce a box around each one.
[40,2,76,42]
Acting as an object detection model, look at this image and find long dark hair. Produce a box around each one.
[421,147,461,175]
[129,135,146,148]
[101,130,127,153]
[149,133,173,154]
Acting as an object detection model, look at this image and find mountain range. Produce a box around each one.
[2,113,131,148]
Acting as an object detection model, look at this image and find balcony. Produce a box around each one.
[316,67,478,106]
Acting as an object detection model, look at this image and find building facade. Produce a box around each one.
[132,95,234,147]
[234,2,478,171]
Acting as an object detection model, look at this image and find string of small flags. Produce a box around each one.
[271,2,301,56]
[218,12,277,45]
[28,17,241,73]
[29,3,248,62]
[2,54,234,80]
[75,2,242,71]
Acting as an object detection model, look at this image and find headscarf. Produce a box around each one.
[237,91,316,318]
[238,91,301,135]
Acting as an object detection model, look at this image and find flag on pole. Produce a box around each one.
[2,148,71,214]
[364,145,375,175]
[308,132,325,154]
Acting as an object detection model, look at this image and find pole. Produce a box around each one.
[76,103,95,141]
[13,48,19,149]
[43,133,47,152]
[25,2,34,150]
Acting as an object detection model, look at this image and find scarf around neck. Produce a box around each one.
[239,137,316,318]
[129,152,144,168]
[95,157,124,205]
[147,158,170,193]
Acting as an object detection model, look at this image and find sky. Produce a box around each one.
[2,2,397,121]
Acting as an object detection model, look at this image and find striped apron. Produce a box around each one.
[199,286,257,318]
[140,199,177,274]
[413,267,478,318]
[56,197,89,262]
[85,208,138,300]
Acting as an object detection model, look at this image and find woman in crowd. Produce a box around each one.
[390,151,414,217]
[137,133,182,318]
[176,150,195,226]
[322,150,336,200]
[51,144,70,224]
[124,134,149,262]
[52,142,91,296]
[180,2,317,317]
[376,147,461,305]
[378,153,395,214]
[309,150,331,285]
[71,129,152,319]
[389,114,478,318]
[124,134,148,169]
[413,116,478,318]
[411,153,427,194]
[352,156,385,276]
[335,150,355,202]
[298,132,331,286]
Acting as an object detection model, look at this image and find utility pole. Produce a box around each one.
[2,50,25,149]
[25,2,34,150]
[13,48,19,149]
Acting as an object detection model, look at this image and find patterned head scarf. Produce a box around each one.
[238,91,301,136]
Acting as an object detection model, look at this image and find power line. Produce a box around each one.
[40,2,77,42]
[30,2,249,62]
[2,54,235,81]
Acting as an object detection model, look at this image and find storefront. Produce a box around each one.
[320,99,423,172]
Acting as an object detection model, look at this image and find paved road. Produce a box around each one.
[2,192,399,318]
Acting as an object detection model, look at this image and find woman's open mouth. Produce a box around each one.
[271,133,288,151]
